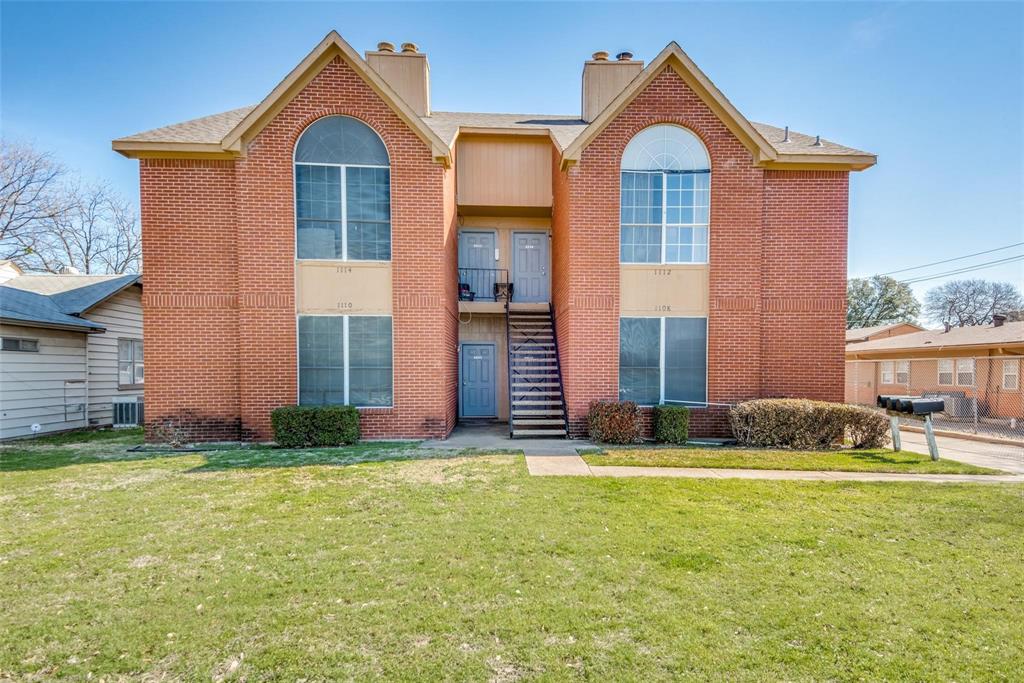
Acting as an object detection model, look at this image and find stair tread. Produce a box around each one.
[512,429,567,437]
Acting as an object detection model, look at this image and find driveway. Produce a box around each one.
[900,429,1024,474]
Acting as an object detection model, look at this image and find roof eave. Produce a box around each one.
[561,43,778,171]
[0,315,105,334]
[111,140,239,160]
[759,153,877,172]
[219,31,452,167]
[77,276,143,315]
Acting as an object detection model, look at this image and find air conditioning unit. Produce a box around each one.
[113,397,145,428]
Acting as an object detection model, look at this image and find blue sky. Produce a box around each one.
[2,1,1022,300]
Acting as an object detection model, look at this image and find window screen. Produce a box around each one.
[938,359,954,386]
[664,317,707,405]
[298,315,393,407]
[298,316,345,405]
[348,316,393,406]
[618,317,660,404]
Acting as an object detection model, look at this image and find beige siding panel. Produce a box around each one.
[619,265,709,316]
[456,136,552,208]
[86,286,144,427]
[458,313,509,420]
[0,324,88,439]
[296,261,393,314]
[582,60,645,123]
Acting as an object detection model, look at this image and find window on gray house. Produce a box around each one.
[118,339,144,387]
[1,337,39,352]
[295,116,391,261]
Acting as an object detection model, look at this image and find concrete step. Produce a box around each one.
[512,428,568,438]
[512,409,564,416]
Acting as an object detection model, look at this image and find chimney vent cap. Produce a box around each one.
[616,51,634,61]
[592,51,610,61]
[376,41,396,53]
[400,42,419,54]
[994,313,1007,327]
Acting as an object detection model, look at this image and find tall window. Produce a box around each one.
[620,125,710,264]
[295,116,391,261]
[619,317,707,406]
[298,315,393,407]
[1003,359,1020,391]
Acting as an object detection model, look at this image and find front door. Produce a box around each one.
[512,232,549,302]
[460,343,496,417]
[458,231,497,301]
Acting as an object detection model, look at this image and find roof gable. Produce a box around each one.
[561,42,875,172]
[0,273,140,331]
[220,32,451,165]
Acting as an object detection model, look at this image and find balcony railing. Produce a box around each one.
[458,268,512,302]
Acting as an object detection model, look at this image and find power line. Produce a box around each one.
[879,242,1024,276]
[900,254,1024,285]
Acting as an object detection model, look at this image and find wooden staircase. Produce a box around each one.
[505,304,569,438]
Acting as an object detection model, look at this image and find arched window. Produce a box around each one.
[620,125,709,264]
[295,116,391,260]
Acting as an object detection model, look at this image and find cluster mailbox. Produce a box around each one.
[876,395,945,416]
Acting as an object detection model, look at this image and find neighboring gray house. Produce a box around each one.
[0,261,143,439]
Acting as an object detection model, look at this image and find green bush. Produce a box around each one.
[729,399,889,450]
[587,401,642,444]
[653,405,690,444]
[271,405,360,448]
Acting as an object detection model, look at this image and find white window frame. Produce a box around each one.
[296,314,394,408]
[1,337,39,352]
[1002,359,1019,391]
[618,315,708,408]
[619,170,710,266]
[937,359,954,386]
[880,361,895,384]
[293,161,392,263]
[118,338,144,388]
[956,358,975,387]
[895,360,910,385]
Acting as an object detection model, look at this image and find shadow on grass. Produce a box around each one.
[2,428,520,473]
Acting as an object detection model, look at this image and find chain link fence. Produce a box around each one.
[846,357,1024,445]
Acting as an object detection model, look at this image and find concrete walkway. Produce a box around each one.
[525,452,1024,483]
[899,429,1024,474]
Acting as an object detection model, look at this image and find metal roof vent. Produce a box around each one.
[400,42,419,53]
[591,51,610,61]
[616,51,634,61]
[376,41,395,53]
[812,135,823,147]
[782,126,791,143]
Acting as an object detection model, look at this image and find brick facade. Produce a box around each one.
[552,67,848,437]
[138,56,850,443]
[140,56,456,441]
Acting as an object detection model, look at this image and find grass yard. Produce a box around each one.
[581,446,1000,474]
[2,430,1022,680]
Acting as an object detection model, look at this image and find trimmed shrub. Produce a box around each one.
[271,405,360,448]
[587,401,642,444]
[653,405,690,444]
[729,399,889,450]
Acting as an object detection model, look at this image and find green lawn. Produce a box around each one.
[2,430,1022,680]
[581,446,1000,474]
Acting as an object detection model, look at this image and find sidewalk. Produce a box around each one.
[524,452,1024,484]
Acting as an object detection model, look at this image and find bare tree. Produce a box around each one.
[924,279,1024,326]
[31,182,141,274]
[0,140,140,274]
[0,139,66,263]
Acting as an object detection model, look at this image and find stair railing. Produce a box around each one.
[547,302,571,436]
[504,301,514,438]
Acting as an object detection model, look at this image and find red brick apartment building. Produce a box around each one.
[113,31,875,441]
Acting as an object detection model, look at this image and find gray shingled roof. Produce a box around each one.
[0,273,140,332]
[115,105,870,157]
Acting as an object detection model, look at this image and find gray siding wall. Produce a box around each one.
[0,323,88,439]
[85,286,144,426]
